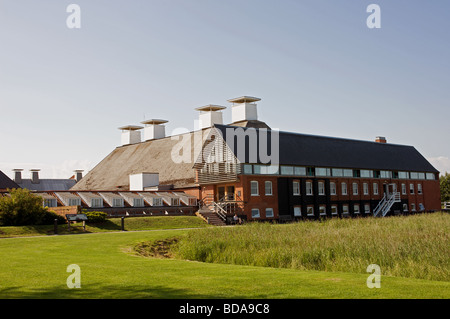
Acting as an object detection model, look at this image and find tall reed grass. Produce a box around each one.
[175,213,449,281]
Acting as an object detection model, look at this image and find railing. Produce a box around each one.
[373,192,401,217]
[211,201,227,221]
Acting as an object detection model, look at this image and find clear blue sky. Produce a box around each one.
[1,0,449,178]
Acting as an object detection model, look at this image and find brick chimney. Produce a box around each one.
[375,136,387,143]
[12,169,23,184]
[30,169,40,184]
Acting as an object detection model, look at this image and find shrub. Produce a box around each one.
[83,211,107,223]
[0,188,49,226]
[41,210,67,225]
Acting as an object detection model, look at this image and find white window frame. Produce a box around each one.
[417,183,422,195]
[265,181,273,196]
[318,182,325,196]
[352,183,359,195]
[307,206,314,216]
[410,183,415,195]
[411,203,416,211]
[265,208,274,218]
[364,204,370,214]
[373,183,379,195]
[251,181,259,196]
[354,204,360,214]
[363,183,369,195]
[331,205,338,216]
[293,181,300,196]
[306,182,313,196]
[342,204,349,215]
[341,182,348,195]
[319,205,326,216]
[251,208,260,218]
[403,203,408,212]
[330,182,336,195]
[401,183,407,195]
[294,206,302,217]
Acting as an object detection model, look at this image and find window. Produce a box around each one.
[153,198,163,206]
[373,183,379,195]
[419,203,425,211]
[331,205,338,216]
[341,182,348,195]
[112,198,124,207]
[364,204,370,214]
[417,184,422,195]
[411,203,416,211]
[294,206,302,217]
[172,198,180,206]
[318,182,325,195]
[352,183,359,195]
[307,167,315,176]
[403,203,408,212]
[43,199,57,208]
[353,170,360,178]
[343,169,353,177]
[307,206,314,216]
[332,168,343,177]
[280,166,294,175]
[361,170,373,178]
[401,183,406,195]
[316,168,331,176]
[410,172,419,179]
[251,181,259,196]
[243,164,252,174]
[68,198,81,206]
[251,208,260,218]
[330,182,336,195]
[265,208,274,218]
[399,171,409,179]
[91,198,103,208]
[255,165,278,175]
[363,183,369,195]
[133,198,145,207]
[354,204,360,214]
[294,167,307,176]
[426,173,435,180]
[380,171,391,178]
[306,182,313,196]
[418,173,425,180]
[410,183,414,194]
[293,181,300,196]
[265,181,273,195]
[319,205,326,216]
[342,205,349,215]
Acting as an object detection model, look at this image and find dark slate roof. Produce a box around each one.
[0,170,20,189]
[213,124,438,173]
[17,179,77,191]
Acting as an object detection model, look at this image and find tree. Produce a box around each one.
[440,172,450,203]
[0,188,49,226]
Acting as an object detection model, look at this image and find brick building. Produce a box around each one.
[72,96,441,224]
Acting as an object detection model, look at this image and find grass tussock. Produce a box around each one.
[175,213,450,281]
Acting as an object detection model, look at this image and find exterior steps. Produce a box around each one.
[196,209,227,226]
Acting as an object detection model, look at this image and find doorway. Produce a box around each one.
[217,185,235,201]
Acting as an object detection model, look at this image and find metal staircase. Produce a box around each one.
[373,192,401,217]
[196,194,244,226]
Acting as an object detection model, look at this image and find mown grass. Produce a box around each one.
[0,216,210,238]
[175,213,450,282]
[0,229,449,299]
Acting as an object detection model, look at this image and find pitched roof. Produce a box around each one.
[17,179,76,191]
[0,170,20,190]
[71,129,210,191]
[213,124,438,173]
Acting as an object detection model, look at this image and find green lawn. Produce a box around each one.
[0,228,449,299]
[0,216,210,238]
